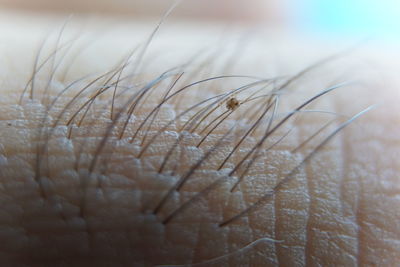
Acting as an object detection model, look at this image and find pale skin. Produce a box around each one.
[0,13,399,267]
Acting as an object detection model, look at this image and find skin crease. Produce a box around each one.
[0,14,400,267]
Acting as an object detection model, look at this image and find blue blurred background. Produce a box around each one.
[293,0,400,38]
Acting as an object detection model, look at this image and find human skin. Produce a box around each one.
[0,14,399,267]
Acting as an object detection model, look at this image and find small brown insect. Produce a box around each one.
[226,97,240,111]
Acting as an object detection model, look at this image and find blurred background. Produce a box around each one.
[0,0,279,22]
[1,0,400,39]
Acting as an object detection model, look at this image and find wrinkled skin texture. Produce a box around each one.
[0,15,399,267]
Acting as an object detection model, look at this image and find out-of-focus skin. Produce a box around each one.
[0,12,400,267]
[0,0,278,23]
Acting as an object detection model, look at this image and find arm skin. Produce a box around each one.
[0,14,399,267]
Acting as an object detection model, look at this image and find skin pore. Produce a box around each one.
[0,13,400,267]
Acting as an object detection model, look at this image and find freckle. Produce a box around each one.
[226,97,239,111]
